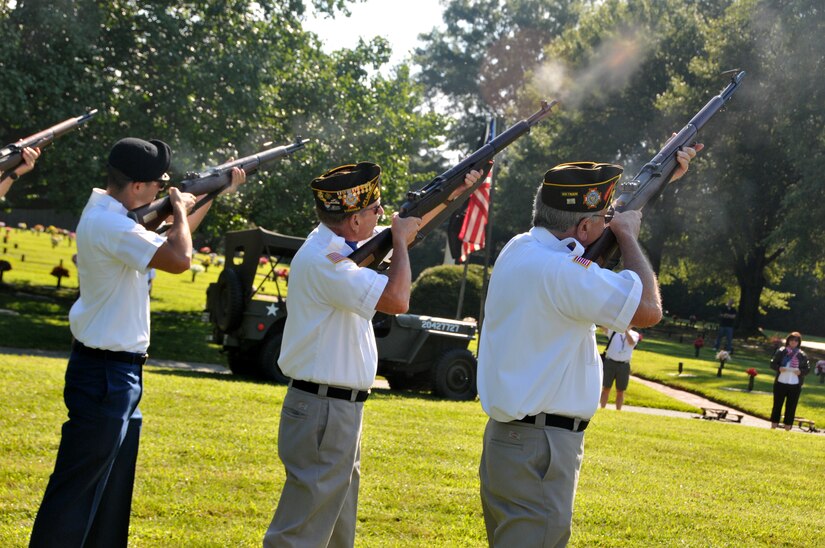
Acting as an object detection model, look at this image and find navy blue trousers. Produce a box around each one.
[30,351,143,548]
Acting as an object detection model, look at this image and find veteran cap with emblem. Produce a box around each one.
[541,161,622,212]
[311,162,382,214]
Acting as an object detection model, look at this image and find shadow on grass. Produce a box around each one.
[147,368,456,402]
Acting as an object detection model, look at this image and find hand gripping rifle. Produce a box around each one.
[129,138,310,232]
[350,100,559,270]
[0,109,98,178]
[582,70,746,268]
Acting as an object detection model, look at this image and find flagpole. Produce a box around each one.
[478,116,498,333]
[455,260,469,320]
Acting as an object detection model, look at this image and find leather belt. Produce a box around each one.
[290,379,370,402]
[72,340,148,366]
[515,413,589,432]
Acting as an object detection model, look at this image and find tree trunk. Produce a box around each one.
[733,250,767,334]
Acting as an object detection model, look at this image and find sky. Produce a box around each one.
[302,0,445,68]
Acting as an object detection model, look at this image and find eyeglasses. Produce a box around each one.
[366,202,383,215]
[578,211,612,226]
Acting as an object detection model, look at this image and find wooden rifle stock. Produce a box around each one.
[350,100,559,270]
[0,109,98,176]
[583,70,746,268]
[129,138,309,232]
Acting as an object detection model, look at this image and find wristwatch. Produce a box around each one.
[8,171,18,180]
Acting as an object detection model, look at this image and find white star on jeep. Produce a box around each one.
[266,303,279,316]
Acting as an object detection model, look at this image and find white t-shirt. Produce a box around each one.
[69,189,165,353]
[477,227,642,422]
[277,223,388,390]
[605,329,639,363]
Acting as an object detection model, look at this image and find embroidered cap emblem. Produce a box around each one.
[583,188,602,209]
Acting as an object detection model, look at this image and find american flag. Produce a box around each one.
[458,118,496,263]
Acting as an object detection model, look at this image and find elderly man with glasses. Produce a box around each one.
[264,162,481,547]
[476,147,700,547]
[30,137,245,547]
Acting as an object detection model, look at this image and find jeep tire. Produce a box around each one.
[258,331,290,384]
[431,348,477,401]
[213,268,245,332]
[227,348,258,377]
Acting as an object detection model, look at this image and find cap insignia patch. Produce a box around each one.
[583,188,602,209]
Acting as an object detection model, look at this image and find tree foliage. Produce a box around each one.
[416,0,825,334]
[0,1,445,245]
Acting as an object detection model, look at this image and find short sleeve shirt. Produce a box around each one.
[277,223,388,390]
[69,189,166,353]
[605,329,639,363]
[477,227,642,422]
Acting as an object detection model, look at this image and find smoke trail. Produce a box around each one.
[531,29,653,110]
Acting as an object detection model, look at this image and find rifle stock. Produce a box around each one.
[583,70,746,267]
[0,109,98,175]
[350,100,559,270]
[129,138,309,231]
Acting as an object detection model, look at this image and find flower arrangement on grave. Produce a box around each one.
[715,350,730,377]
[746,368,758,391]
[50,265,70,288]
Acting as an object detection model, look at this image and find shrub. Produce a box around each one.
[409,264,485,320]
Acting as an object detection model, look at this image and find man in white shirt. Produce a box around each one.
[264,162,479,547]
[477,147,699,547]
[600,328,640,410]
[30,137,245,548]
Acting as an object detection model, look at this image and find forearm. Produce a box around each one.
[165,204,193,263]
[0,176,12,198]
[375,239,412,314]
[186,196,213,233]
[617,233,662,327]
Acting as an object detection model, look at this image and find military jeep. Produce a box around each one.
[205,228,478,400]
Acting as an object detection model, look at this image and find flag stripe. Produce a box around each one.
[459,168,492,263]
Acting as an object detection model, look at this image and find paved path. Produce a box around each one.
[2,346,819,433]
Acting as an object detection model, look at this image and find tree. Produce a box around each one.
[660,0,825,332]
[0,1,447,249]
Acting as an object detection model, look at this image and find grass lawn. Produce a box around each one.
[1,355,823,547]
[629,336,825,425]
[0,228,285,363]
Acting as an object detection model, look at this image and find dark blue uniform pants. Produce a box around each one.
[30,352,143,548]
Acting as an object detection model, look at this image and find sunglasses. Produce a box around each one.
[366,202,383,215]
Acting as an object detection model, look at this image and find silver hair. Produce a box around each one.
[315,206,356,228]
[531,184,589,231]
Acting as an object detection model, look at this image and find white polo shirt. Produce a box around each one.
[69,189,166,353]
[477,227,642,422]
[277,223,388,391]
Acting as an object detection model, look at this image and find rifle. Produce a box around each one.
[350,100,559,270]
[129,138,309,232]
[0,109,98,177]
[583,70,746,267]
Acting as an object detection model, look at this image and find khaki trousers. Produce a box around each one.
[264,387,364,548]
[479,418,584,548]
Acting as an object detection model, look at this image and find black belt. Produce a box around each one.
[515,413,589,432]
[72,340,148,366]
[290,379,370,402]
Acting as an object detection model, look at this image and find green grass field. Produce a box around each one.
[1,355,823,547]
[2,227,825,546]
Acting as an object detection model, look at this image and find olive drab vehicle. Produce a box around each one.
[205,228,478,400]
